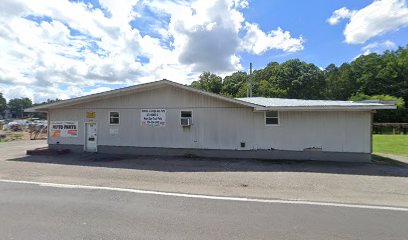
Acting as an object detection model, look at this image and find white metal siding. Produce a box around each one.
[48,85,371,153]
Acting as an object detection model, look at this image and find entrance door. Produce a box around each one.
[85,123,97,152]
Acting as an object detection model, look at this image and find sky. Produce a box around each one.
[0,0,408,103]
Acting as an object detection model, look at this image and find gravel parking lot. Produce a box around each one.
[1,140,408,207]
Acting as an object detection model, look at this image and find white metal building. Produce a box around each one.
[26,79,396,162]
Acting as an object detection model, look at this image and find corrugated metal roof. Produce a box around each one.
[25,80,259,112]
[236,97,396,110]
[25,78,397,112]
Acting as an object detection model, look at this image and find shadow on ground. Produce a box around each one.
[6,152,408,177]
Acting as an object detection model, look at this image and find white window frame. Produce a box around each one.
[265,111,279,126]
[109,111,120,125]
[180,110,193,125]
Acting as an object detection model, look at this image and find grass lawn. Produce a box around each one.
[373,134,408,158]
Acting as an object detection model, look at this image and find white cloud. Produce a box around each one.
[0,0,304,102]
[0,0,150,102]
[241,23,304,54]
[147,0,246,72]
[361,40,397,55]
[234,0,249,9]
[98,0,140,25]
[86,86,113,95]
[327,7,355,25]
[328,0,408,44]
[148,0,303,72]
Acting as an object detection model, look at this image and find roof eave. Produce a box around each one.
[253,105,397,111]
[167,82,260,108]
[24,80,169,112]
[24,107,47,112]
[23,79,261,112]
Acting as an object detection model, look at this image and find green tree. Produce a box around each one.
[394,46,408,105]
[347,47,408,109]
[351,53,381,94]
[257,79,287,98]
[221,71,248,97]
[7,98,33,118]
[271,59,326,99]
[236,83,250,98]
[349,94,407,122]
[324,63,358,100]
[43,98,62,104]
[0,93,6,118]
[252,62,280,97]
[191,72,222,94]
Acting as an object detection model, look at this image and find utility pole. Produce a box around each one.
[249,62,253,97]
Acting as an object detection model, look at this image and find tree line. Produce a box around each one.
[0,96,60,119]
[191,45,408,123]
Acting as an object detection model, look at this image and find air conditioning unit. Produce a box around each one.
[180,117,191,127]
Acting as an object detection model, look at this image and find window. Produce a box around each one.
[265,111,279,125]
[180,111,192,126]
[109,111,120,125]
[181,111,192,118]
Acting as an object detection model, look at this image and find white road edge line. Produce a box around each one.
[1,179,407,212]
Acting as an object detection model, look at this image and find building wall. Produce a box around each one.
[48,85,372,153]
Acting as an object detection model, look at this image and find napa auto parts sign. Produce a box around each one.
[50,121,78,137]
[141,109,166,127]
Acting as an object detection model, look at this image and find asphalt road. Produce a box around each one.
[1,181,407,240]
[2,140,408,208]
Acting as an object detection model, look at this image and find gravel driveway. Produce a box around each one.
[1,140,408,207]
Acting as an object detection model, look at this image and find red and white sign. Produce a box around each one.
[50,121,78,137]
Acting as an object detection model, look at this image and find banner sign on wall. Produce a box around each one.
[141,109,166,127]
[50,121,78,137]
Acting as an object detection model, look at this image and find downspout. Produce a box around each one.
[370,110,374,160]
[47,111,50,146]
